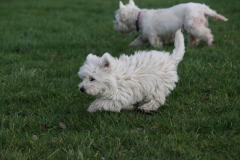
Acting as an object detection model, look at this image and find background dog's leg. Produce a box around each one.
[148,36,163,47]
[130,36,146,46]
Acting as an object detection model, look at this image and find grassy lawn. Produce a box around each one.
[0,0,239,159]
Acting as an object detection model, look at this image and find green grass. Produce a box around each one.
[0,0,239,159]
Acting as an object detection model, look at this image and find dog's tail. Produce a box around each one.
[171,29,185,65]
[203,4,228,21]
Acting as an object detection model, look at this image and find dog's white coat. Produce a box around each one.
[78,30,185,112]
[114,0,227,47]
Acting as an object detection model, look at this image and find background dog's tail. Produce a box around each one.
[171,29,185,65]
[203,4,228,21]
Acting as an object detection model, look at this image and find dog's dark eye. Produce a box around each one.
[89,77,95,81]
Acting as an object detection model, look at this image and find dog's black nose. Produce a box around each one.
[80,87,85,92]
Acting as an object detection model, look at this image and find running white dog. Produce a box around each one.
[114,0,228,47]
[78,30,184,112]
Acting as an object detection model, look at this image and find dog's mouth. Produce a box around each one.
[114,21,131,34]
[83,89,102,97]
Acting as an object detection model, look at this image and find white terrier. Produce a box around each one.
[78,30,184,112]
[114,0,228,47]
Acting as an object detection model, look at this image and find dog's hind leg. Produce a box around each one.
[130,36,147,46]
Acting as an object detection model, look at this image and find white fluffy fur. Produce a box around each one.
[114,0,228,47]
[78,30,185,112]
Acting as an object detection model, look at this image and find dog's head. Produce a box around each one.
[78,53,116,96]
[114,0,140,33]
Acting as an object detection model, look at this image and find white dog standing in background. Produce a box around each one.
[78,30,184,113]
[114,0,227,47]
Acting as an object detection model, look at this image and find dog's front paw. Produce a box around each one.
[138,107,157,113]
[123,105,136,110]
[87,105,98,112]
[130,41,141,46]
[138,100,159,113]
[138,108,157,114]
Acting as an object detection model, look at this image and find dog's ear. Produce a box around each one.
[86,53,100,63]
[102,58,110,68]
[100,53,112,69]
[129,0,135,6]
[119,1,126,10]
